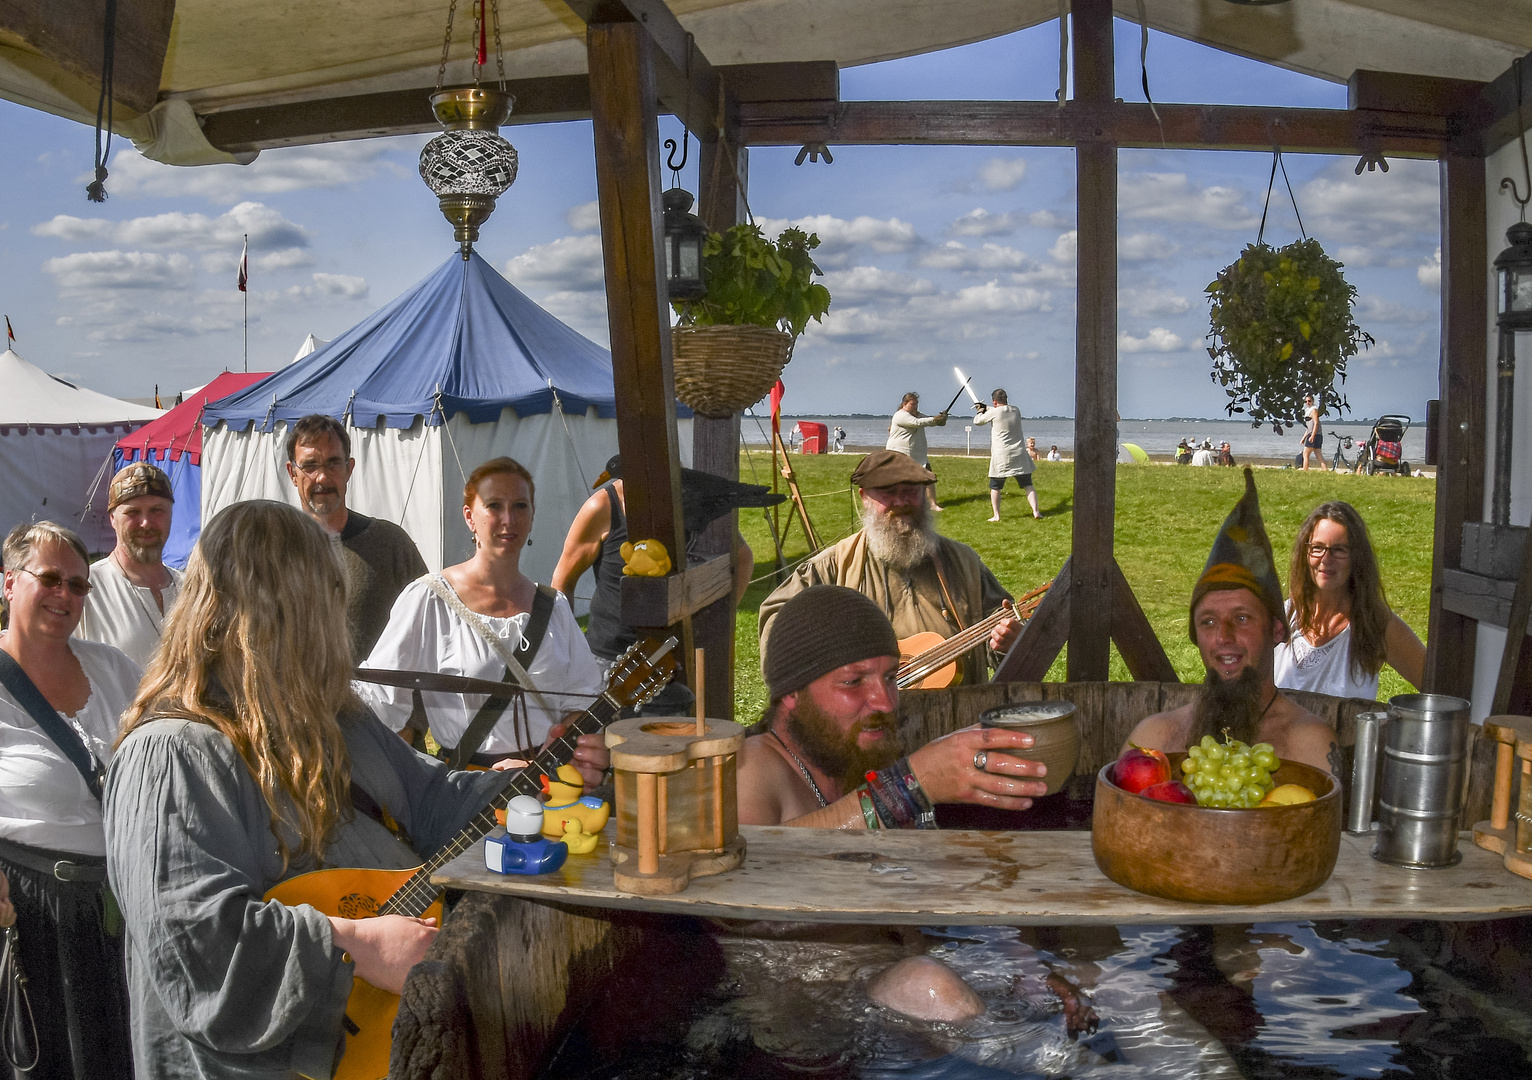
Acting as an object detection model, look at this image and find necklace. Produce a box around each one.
[769,730,829,808]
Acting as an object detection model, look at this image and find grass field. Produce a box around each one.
[731,451,1438,720]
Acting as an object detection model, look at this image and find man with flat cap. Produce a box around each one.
[1125,468,1337,773]
[757,450,1021,686]
[75,462,182,668]
[739,585,1047,828]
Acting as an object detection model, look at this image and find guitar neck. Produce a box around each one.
[378,693,621,918]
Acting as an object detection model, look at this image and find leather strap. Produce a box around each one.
[929,547,967,633]
[0,650,102,801]
[444,584,558,770]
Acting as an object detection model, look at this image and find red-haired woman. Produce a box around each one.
[358,457,608,787]
[1275,501,1424,700]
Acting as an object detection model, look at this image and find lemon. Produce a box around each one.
[1258,783,1316,807]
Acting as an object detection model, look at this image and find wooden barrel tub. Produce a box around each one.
[387,681,1508,1080]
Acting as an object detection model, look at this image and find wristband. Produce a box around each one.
[864,769,915,828]
[855,785,880,830]
[871,759,938,830]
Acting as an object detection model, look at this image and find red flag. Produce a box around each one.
[237,237,248,292]
[4,316,12,347]
[769,379,784,441]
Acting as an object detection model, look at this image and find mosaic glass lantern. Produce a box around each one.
[662,187,707,302]
[419,87,518,259]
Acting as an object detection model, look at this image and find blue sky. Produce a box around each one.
[0,19,1442,419]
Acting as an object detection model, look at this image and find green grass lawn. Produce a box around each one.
[732,451,1437,720]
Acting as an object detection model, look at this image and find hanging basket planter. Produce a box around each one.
[672,324,794,418]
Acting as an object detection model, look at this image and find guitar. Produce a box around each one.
[896,582,1050,690]
[265,636,679,1080]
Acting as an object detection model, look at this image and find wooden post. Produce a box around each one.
[1067,0,1118,681]
[587,20,689,655]
[1425,154,1488,696]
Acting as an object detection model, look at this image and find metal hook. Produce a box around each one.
[1500,58,1532,223]
[794,143,833,166]
[665,134,689,173]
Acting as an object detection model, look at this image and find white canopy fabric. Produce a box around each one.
[292,334,328,364]
[0,349,161,552]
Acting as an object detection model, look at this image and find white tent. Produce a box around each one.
[0,349,162,552]
[200,254,691,599]
[291,334,327,363]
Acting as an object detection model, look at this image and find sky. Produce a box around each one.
[0,18,1443,420]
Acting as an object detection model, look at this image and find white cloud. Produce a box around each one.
[504,234,605,291]
[820,266,935,304]
[34,201,308,251]
[1028,210,1071,229]
[925,281,1050,316]
[1120,232,1178,262]
[43,250,194,290]
[1049,231,1077,264]
[1299,158,1439,245]
[253,247,315,272]
[979,157,1028,192]
[537,290,610,344]
[566,201,601,232]
[755,214,921,268]
[1355,293,1431,324]
[1120,173,1257,230]
[949,208,1018,237]
[104,142,403,203]
[1418,245,1442,288]
[1118,327,1186,353]
[1120,288,1191,317]
[915,241,1034,274]
[308,273,368,299]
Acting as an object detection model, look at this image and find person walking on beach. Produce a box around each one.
[886,391,948,510]
[1301,394,1328,471]
[973,389,1042,522]
[833,425,847,453]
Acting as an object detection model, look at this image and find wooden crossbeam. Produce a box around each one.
[565,0,720,138]
[1460,48,1532,157]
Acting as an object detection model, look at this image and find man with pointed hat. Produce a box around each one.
[757,450,1022,686]
[1125,468,1337,774]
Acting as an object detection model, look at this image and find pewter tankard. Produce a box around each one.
[1372,693,1472,868]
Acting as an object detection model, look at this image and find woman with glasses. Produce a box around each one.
[0,521,139,1079]
[1274,502,1424,700]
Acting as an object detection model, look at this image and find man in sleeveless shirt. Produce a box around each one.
[757,450,1021,686]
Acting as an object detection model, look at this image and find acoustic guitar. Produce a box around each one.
[896,581,1050,690]
[265,637,679,1080]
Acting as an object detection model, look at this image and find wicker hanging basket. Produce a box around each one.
[671,324,795,418]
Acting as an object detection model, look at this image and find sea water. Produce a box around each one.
[546,918,1532,1079]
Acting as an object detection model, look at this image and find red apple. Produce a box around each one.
[1111,745,1171,794]
[1142,780,1197,804]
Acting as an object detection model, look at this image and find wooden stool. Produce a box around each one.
[607,716,746,895]
[1473,717,1532,857]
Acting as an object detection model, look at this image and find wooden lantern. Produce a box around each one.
[606,716,746,895]
[1475,715,1532,880]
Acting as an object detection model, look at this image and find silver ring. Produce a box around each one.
[973,750,988,771]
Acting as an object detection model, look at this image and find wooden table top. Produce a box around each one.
[433,826,1532,926]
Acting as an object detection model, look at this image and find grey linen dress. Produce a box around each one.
[102,705,507,1079]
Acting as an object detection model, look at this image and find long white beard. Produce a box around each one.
[862,504,939,571]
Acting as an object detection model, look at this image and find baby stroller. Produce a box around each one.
[1364,415,1411,476]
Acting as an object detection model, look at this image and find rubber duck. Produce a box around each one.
[484,795,568,876]
[541,763,611,838]
[560,818,601,855]
[620,539,671,577]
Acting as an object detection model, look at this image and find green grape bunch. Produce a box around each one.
[1180,735,1282,808]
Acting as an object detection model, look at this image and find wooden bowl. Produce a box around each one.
[1091,754,1342,905]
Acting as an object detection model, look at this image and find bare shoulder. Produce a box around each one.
[1268,697,1338,774]
[1124,703,1194,755]
[736,734,797,826]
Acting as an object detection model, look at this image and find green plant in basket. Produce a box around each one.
[1205,237,1373,430]
[675,224,832,337]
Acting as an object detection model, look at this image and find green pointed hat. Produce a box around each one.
[1188,467,1285,642]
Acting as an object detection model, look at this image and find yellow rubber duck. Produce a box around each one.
[620,539,671,577]
[541,764,611,839]
[560,819,601,855]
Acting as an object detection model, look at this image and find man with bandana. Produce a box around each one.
[757,450,1021,687]
[1125,468,1338,774]
[75,462,182,668]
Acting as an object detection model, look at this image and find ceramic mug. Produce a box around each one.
[977,701,1078,796]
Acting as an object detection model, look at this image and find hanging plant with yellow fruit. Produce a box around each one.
[1205,238,1373,431]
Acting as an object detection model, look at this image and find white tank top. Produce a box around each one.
[1273,602,1380,701]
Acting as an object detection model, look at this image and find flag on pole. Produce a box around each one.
[237,237,248,292]
[4,316,13,347]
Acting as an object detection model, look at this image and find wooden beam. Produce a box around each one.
[587,20,687,635]
[0,0,175,114]
[565,0,720,139]
[1348,70,1487,117]
[1426,154,1488,698]
[993,559,1071,684]
[736,99,1449,157]
[1067,0,1116,683]
[201,76,592,156]
[1109,561,1179,684]
[620,555,732,628]
[1461,49,1532,157]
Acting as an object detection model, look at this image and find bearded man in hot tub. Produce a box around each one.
[1125,468,1338,776]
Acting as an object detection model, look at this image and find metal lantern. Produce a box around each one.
[1496,221,1532,331]
[662,187,707,302]
[419,87,519,259]
[1491,221,1532,524]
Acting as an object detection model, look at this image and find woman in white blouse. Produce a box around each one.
[359,457,609,787]
[1274,501,1424,700]
[0,520,139,1079]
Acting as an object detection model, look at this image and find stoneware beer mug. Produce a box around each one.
[978,701,1078,796]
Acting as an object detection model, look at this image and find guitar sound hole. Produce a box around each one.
[339,893,380,919]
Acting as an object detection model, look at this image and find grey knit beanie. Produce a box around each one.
[763,585,901,700]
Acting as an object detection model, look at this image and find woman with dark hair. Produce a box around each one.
[1274,501,1424,699]
[358,457,609,786]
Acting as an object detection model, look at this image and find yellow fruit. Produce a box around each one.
[1258,783,1316,807]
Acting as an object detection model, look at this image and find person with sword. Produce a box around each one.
[970,381,1042,522]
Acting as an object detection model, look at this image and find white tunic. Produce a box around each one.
[972,404,1033,477]
[0,637,142,855]
[1273,601,1381,701]
[356,575,605,756]
[74,555,183,669]
[886,409,947,466]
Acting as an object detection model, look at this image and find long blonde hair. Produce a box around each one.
[119,501,356,869]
